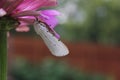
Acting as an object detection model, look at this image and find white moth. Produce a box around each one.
[33,21,69,57]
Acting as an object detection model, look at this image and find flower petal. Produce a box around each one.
[40,10,60,16]
[0,0,6,8]
[51,29,60,39]
[2,0,15,10]
[38,10,60,28]
[16,25,30,32]
[13,10,39,17]
[39,15,58,29]
[18,17,35,24]
[15,0,57,11]
[7,0,23,14]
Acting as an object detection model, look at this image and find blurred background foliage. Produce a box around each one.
[11,0,120,45]
[56,0,120,45]
[10,59,109,80]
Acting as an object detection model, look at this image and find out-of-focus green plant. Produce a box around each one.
[10,59,111,80]
[55,0,120,45]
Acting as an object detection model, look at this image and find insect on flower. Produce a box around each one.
[33,18,69,57]
[0,0,69,56]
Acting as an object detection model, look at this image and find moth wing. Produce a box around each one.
[34,22,69,57]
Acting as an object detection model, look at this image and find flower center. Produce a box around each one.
[0,15,19,31]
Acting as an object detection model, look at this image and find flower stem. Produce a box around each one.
[0,31,7,80]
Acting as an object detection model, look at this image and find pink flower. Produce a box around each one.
[0,0,60,38]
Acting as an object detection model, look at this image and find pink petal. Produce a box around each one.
[39,10,60,28]
[2,0,16,10]
[18,17,35,24]
[39,15,58,28]
[19,21,28,26]
[16,25,30,32]
[6,0,23,14]
[55,33,60,39]
[13,10,39,17]
[52,29,60,39]
[0,0,6,8]
[40,10,60,16]
[39,10,60,38]
[15,0,57,12]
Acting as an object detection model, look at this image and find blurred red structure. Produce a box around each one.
[8,36,120,80]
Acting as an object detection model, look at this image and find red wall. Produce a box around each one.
[8,36,120,80]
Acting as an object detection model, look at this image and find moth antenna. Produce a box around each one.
[34,16,39,22]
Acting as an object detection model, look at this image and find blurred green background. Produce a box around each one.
[10,59,110,80]
[57,0,120,45]
[9,0,120,80]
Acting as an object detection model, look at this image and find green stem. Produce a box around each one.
[0,31,7,80]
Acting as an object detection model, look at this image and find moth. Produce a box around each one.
[33,20,69,57]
